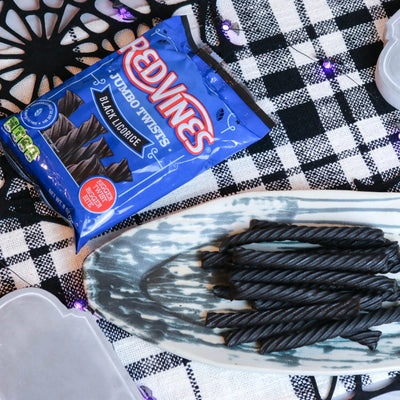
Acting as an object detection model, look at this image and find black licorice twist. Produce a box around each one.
[380,290,400,302]
[57,89,84,117]
[54,114,107,152]
[67,154,107,185]
[279,243,400,271]
[259,306,400,353]
[212,285,231,299]
[296,242,400,271]
[201,251,231,268]
[63,137,114,166]
[333,242,400,271]
[249,220,381,235]
[251,293,391,311]
[229,267,399,293]
[223,318,319,346]
[342,329,382,351]
[42,113,76,143]
[251,299,307,310]
[205,299,360,328]
[220,222,387,250]
[251,299,292,310]
[105,158,133,183]
[214,282,383,311]
[231,247,391,273]
[222,318,382,349]
[221,321,375,349]
[382,242,400,270]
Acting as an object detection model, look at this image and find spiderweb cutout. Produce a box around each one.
[113,0,243,60]
[0,0,139,118]
[292,374,400,400]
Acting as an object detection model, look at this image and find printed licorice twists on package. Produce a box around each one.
[0,16,273,251]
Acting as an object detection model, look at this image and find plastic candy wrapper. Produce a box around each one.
[0,16,273,251]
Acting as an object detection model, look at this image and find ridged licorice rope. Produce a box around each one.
[203,220,400,354]
[231,247,391,273]
[213,282,385,311]
[205,299,360,328]
[251,299,292,310]
[223,318,320,346]
[341,329,382,351]
[251,290,399,311]
[220,221,388,250]
[201,251,231,268]
[228,267,398,293]
[222,317,380,349]
[259,306,400,353]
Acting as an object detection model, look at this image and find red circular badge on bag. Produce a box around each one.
[79,177,116,213]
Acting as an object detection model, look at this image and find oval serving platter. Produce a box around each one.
[83,190,400,374]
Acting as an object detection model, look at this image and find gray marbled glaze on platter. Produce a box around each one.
[83,190,400,374]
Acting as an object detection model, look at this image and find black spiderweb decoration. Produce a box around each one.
[113,0,243,60]
[0,153,68,227]
[0,0,141,117]
[113,0,194,28]
[194,0,243,61]
[0,0,190,117]
[291,374,400,399]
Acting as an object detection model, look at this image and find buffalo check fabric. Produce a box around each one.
[215,0,400,193]
[1,1,400,399]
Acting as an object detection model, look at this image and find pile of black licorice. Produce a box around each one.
[201,221,400,354]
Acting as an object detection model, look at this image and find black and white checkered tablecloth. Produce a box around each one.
[1,1,400,399]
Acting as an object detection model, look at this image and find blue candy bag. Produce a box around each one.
[0,16,273,251]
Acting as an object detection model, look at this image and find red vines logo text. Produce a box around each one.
[119,37,214,155]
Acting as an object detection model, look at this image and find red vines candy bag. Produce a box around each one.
[0,16,273,251]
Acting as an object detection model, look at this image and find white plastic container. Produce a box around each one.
[0,288,143,400]
[376,9,400,110]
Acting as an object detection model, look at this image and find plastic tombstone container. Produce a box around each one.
[376,9,400,110]
[0,288,143,400]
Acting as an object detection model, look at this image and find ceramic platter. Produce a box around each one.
[83,190,400,374]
